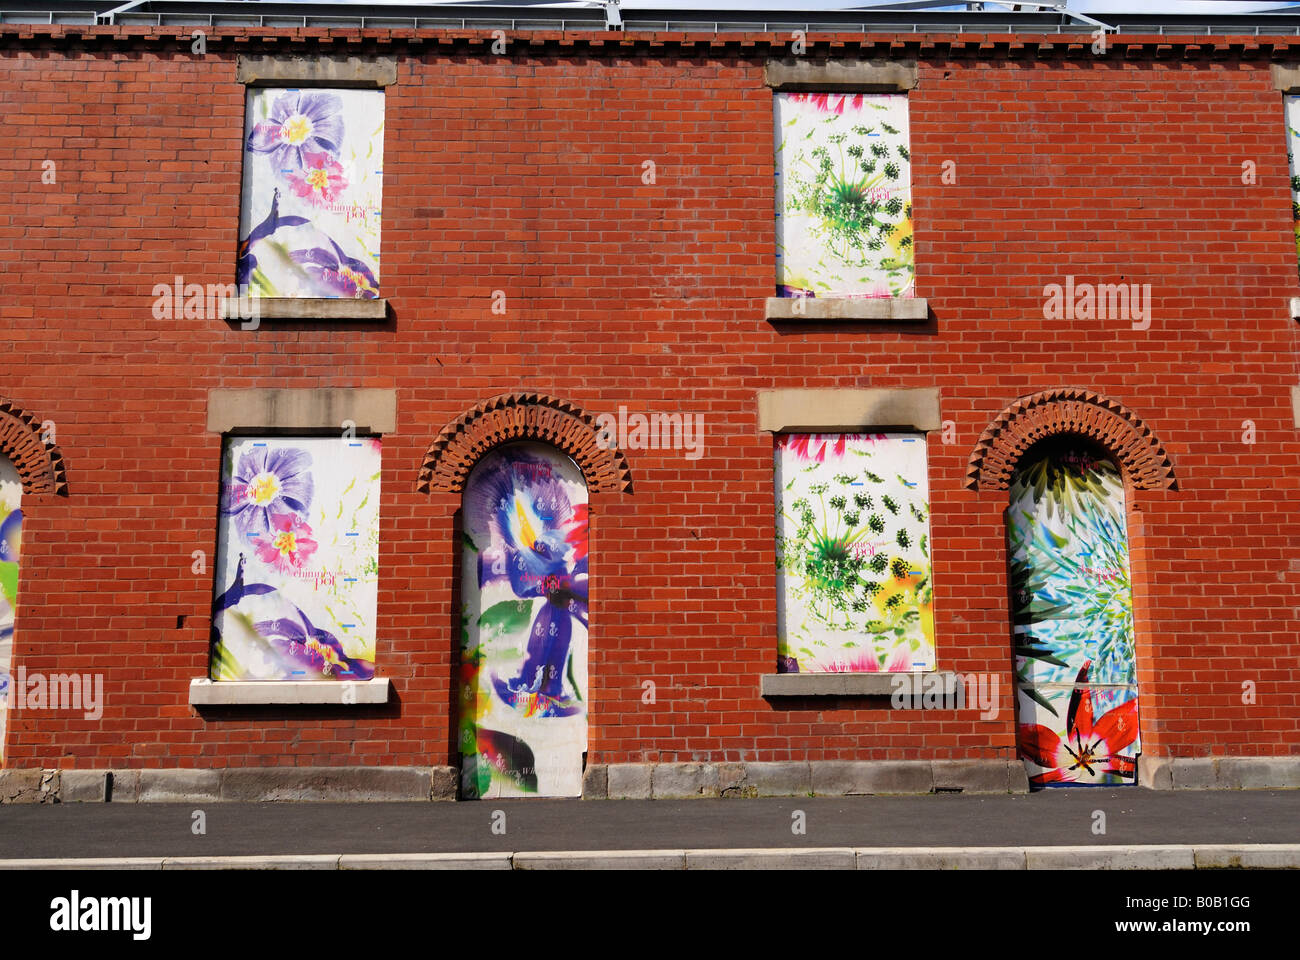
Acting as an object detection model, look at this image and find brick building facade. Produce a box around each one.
[0,3,1297,801]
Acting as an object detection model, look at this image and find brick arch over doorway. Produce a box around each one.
[417,393,634,495]
[0,397,68,496]
[965,388,1177,491]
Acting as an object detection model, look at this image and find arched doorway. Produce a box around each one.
[0,399,69,766]
[1008,437,1139,787]
[0,458,21,766]
[459,442,589,799]
[965,389,1175,788]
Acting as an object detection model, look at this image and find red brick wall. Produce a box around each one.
[0,30,1297,769]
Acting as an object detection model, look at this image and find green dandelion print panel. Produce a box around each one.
[1008,443,1139,788]
[775,433,934,674]
[775,92,913,299]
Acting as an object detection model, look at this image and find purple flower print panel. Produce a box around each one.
[237,87,384,299]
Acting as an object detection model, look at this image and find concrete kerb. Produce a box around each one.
[514,850,688,870]
[3,845,1298,870]
[1172,759,1222,790]
[856,847,1027,869]
[161,855,342,870]
[607,763,651,800]
[1217,757,1300,790]
[139,769,222,804]
[685,847,857,870]
[1192,844,1300,869]
[60,770,109,803]
[933,759,1020,795]
[5,759,1025,803]
[0,767,459,803]
[651,762,719,799]
[5,757,1298,804]
[811,760,934,796]
[604,759,1025,799]
[1138,755,1174,790]
[601,756,1294,797]
[340,853,513,870]
[108,770,140,803]
[581,763,608,800]
[732,760,812,798]
[1025,846,1197,870]
[0,768,59,804]
[218,766,435,802]
[1140,757,1300,791]
[0,857,165,870]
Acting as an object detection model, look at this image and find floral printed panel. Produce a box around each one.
[1286,95,1300,270]
[1008,444,1139,787]
[775,433,934,674]
[238,88,383,298]
[1008,447,1134,690]
[775,92,913,299]
[210,437,381,681]
[461,443,588,799]
[1018,666,1139,788]
[0,459,20,765]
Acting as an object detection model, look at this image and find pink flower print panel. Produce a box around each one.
[238,88,384,299]
[210,436,382,681]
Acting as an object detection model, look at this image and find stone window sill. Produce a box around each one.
[189,678,391,706]
[766,297,928,322]
[761,671,957,698]
[220,298,388,321]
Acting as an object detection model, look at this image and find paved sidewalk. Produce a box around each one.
[0,790,1295,863]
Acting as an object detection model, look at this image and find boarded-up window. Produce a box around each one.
[238,88,384,298]
[1286,95,1300,277]
[210,437,381,681]
[775,92,913,299]
[775,433,934,673]
[0,459,21,763]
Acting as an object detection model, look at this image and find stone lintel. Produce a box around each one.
[757,387,941,433]
[206,388,397,434]
[765,59,918,91]
[1272,64,1300,92]
[237,54,398,87]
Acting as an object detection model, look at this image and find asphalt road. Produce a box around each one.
[0,790,1296,859]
